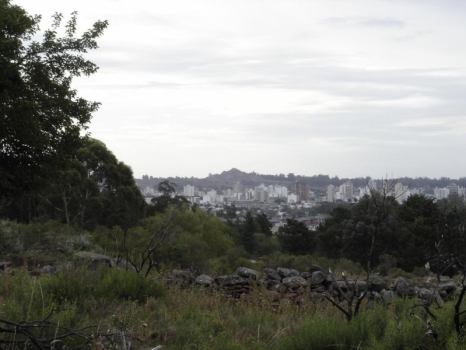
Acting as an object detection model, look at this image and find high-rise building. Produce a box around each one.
[183,185,195,197]
[292,181,309,201]
[394,183,409,204]
[233,182,243,194]
[339,181,353,200]
[447,183,459,195]
[327,184,336,202]
[434,187,449,200]
[254,187,268,202]
[368,179,377,191]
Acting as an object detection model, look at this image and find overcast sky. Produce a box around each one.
[15,0,466,179]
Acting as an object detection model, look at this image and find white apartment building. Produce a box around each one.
[434,187,449,200]
[183,185,195,197]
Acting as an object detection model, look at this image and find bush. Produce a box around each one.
[94,268,166,302]
[377,254,397,276]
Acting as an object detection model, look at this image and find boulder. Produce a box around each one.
[369,277,387,292]
[312,285,326,293]
[264,268,282,281]
[236,267,259,280]
[380,289,397,300]
[277,267,299,278]
[370,291,382,301]
[172,270,195,283]
[282,276,308,289]
[300,272,312,279]
[324,274,334,285]
[74,251,112,268]
[0,262,12,270]
[394,277,410,297]
[335,279,367,292]
[215,275,245,286]
[195,274,213,286]
[310,271,326,286]
[309,264,324,273]
[40,265,56,274]
[267,282,287,293]
[416,288,444,307]
[111,258,136,271]
[438,281,458,294]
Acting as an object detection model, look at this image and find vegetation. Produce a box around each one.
[2,1,466,348]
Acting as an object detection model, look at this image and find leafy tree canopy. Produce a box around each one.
[0,0,108,197]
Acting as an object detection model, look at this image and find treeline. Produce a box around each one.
[219,191,466,277]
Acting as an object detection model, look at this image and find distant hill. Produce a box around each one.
[135,168,466,192]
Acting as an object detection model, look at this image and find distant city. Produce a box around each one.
[140,179,465,206]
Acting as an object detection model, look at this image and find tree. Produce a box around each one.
[239,211,258,254]
[395,194,440,271]
[0,1,108,199]
[316,207,352,259]
[26,138,146,230]
[149,180,188,214]
[254,212,272,237]
[277,218,316,255]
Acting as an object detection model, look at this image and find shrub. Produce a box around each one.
[94,268,166,302]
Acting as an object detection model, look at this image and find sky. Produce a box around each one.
[15,0,466,179]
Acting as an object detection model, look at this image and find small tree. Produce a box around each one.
[324,178,401,321]
[276,218,316,255]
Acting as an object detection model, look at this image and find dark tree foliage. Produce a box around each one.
[0,1,108,199]
[254,213,272,237]
[316,207,352,259]
[239,211,258,254]
[149,180,188,214]
[396,194,440,271]
[277,218,316,255]
[2,138,146,230]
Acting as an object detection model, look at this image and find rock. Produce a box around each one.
[195,274,213,286]
[312,285,326,293]
[300,272,312,279]
[282,276,308,289]
[111,258,136,271]
[74,251,112,268]
[369,277,387,292]
[0,262,12,270]
[215,275,245,286]
[438,281,459,294]
[309,264,324,273]
[277,267,299,278]
[172,270,195,283]
[258,275,268,285]
[394,277,410,297]
[380,289,397,300]
[370,291,382,301]
[334,279,367,292]
[294,286,306,295]
[264,268,282,281]
[416,288,444,306]
[324,274,334,285]
[311,271,326,286]
[267,282,287,293]
[236,267,259,280]
[40,265,56,274]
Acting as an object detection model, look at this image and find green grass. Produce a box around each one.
[2,270,466,349]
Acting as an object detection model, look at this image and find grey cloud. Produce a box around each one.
[323,16,404,28]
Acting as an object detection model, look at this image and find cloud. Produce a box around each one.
[323,16,404,28]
